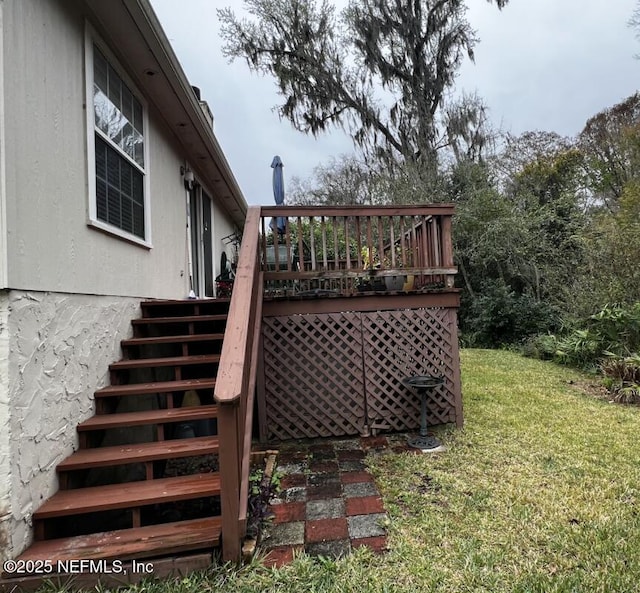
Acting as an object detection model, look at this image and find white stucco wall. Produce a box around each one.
[2,0,193,299]
[0,291,11,560]
[6,290,140,556]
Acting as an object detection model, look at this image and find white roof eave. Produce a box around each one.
[84,0,248,229]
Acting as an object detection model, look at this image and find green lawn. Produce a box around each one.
[48,350,640,592]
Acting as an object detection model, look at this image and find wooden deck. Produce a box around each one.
[251,205,462,441]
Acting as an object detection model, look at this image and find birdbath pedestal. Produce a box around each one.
[402,375,445,450]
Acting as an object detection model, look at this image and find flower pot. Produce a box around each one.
[403,274,415,291]
[384,275,405,291]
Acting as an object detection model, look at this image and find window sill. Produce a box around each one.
[88,219,153,249]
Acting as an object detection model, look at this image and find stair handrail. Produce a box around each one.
[214,205,262,562]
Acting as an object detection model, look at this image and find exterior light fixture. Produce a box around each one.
[181,165,195,190]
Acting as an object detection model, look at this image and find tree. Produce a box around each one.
[288,156,380,206]
[578,93,640,212]
[218,0,508,167]
[572,181,640,317]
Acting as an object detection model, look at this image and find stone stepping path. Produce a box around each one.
[260,434,413,566]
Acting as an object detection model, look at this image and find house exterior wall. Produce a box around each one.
[0,2,7,291]
[2,0,200,299]
[6,290,140,556]
[0,0,247,558]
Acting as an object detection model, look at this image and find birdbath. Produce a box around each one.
[402,375,445,450]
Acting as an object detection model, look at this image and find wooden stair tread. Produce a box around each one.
[78,405,218,431]
[34,473,221,519]
[15,517,221,563]
[141,298,230,306]
[57,437,219,471]
[95,378,215,398]
[131,315,227,324]
[121,333,224,347]
[110,354,220,370]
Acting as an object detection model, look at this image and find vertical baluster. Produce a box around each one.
[355,216,363,270]
[285,218,292,272]
[261,216,267,272]
[377,216,384,271]
[400,216,407,268]
[332,216,339,269]
[344,216,351,270]
[431,216,441,267]
[309,216,316,271]
[366,216,373,272]
[441,214,454,287]
[389,217,396,269]
[410,217,418,282]
[419,216,427,270]
[297,217,305,289]
[432,215,442,285]
[321,216,328,270]
[273,220,280,270]
[343,215,351,294]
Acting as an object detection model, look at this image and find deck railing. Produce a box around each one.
[259,205,456,297]
[214,206,262,562]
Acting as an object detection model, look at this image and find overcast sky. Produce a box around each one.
[149,0,640,207]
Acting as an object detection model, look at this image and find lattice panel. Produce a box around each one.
[361,309,458,431]
[262,313,366,440]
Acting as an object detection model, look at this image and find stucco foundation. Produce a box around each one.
[5,290,141,557]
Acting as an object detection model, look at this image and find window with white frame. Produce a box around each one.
[86,34,149,243]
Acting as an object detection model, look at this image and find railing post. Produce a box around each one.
[218,402,241,562]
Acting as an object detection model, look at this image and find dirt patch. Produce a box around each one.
[567,379,615,402]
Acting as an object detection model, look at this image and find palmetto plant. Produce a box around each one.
[600,353,640,404]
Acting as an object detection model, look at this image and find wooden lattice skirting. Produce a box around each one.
[259,307,461,441]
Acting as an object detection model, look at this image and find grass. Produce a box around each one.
[42,349,640,592]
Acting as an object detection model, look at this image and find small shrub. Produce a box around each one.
[600,353,640,404]
[521,333,558,360]
[246,467,281,538]
[588,302,640,355]
[462,279,558,347]
[555,329,603,370]
[554,303,640,370]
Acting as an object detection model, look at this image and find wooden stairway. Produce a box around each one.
[14,299,230,567]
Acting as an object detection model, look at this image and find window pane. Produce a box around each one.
[93,46,144,167]
[96,178,107,222]
[133,170,143,205]
[122,86,133,124]
[121,164,132,197]
[93,47,108,95]
[133,202,144,238]
[133,101,143,135]
[107,186,121,228]
[95,139,108,222]
[106,146,120,188]
[133,135,144,168]
[107,64,121,112]
[121,198,133,233]
[95,135,145,239]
